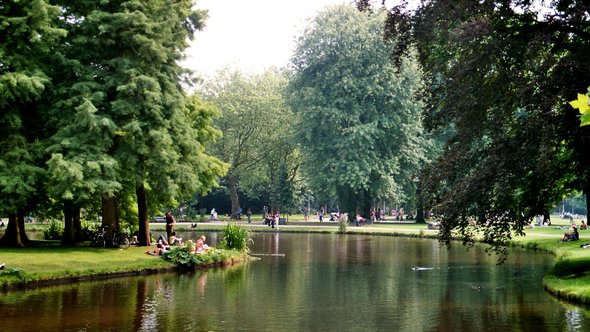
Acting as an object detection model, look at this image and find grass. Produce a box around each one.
[0,242,175,287]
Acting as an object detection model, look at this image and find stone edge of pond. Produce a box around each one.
[0,254,252,292]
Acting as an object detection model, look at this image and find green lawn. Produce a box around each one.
[0,244,175,287]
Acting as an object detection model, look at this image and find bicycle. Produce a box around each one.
[92,226,130,249]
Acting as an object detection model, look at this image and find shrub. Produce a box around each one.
[338,218,347,233]
[162,247,231,269]
[81,220,101,241]
[162,246,199,269]
[0,267,27,282]
[199,208,207,222]
[218,223,251,253]
[43,220,63,240]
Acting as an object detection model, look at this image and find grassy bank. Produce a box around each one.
[513,233,590,305]
[0,241,248,290]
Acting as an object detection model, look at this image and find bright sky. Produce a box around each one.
[182,0,364,77]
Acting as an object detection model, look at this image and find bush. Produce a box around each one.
[81,220,101,241]
[0,267,27,282]
[43,220,63,240]
[338,218,347,233]
[162,246,198,269]
[218,223,251,253]
[162,247,231,269]
[199,208,207,222]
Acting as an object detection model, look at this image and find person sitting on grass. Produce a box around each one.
[145,239,170,256]
[169,231,182,246]
[561,226,579,242]
[580,220,588,230]
[198,235,210,253]
[155,232,181,246]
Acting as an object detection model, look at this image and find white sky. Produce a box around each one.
[182,0,364,77]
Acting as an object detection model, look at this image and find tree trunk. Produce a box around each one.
[543,210,552,226]
[228,175,240,219]
[102,194,119,236]
[73,207,82,242]
[361,189,371,219]
[136,182,151,246]
[17,212,29,243]
[1,213,28,246]
[62,201,82,244]
[415,182,425,224]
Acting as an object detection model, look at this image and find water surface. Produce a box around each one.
[1,233,589,331]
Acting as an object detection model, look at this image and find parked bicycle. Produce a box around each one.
[92,226,130,249]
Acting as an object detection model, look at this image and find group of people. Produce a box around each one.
[264,212,281,228]
[146,210,211,255]
[560,220,588,242]
[146,233,210,256]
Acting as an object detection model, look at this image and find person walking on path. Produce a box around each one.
[247,208,252,223]
[165,211,176,240]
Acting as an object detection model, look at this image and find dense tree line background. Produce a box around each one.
[2,1,588,254]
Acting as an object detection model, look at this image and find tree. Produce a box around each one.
[386,0,590,258]
[55,0,223,246]
[0,0,66,246]
[45,100,120,244]
[203,69,296,217]
[288,4,425,220]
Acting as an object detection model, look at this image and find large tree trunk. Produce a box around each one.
[17,212,30,243]
[102,194,119,237]
[361,189,371,220]
[136,182,151,246]
[415,181,425,224]
[228,175,240,219]
[62,201,82,244]
[1,212,28,246]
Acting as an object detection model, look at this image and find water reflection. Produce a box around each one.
[1,233,590,331]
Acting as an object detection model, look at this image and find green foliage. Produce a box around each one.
[569,90,590,127]
[162,247,230,270]
[81,220,101,241]
[289,4,425,213]
[218,223,251,253]
[0,268,27,282]
[0,0,67,242]
[386,0,590,258]
[199,208,207,221]
[162,246,198,269]
[338,217,347,234]
[202,69,298,214]
[43,220,64,240]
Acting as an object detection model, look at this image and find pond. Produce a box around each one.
[1,232,590,331]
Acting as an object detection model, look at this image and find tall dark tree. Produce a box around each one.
[0,0,66,246]
[387,1,590,257]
